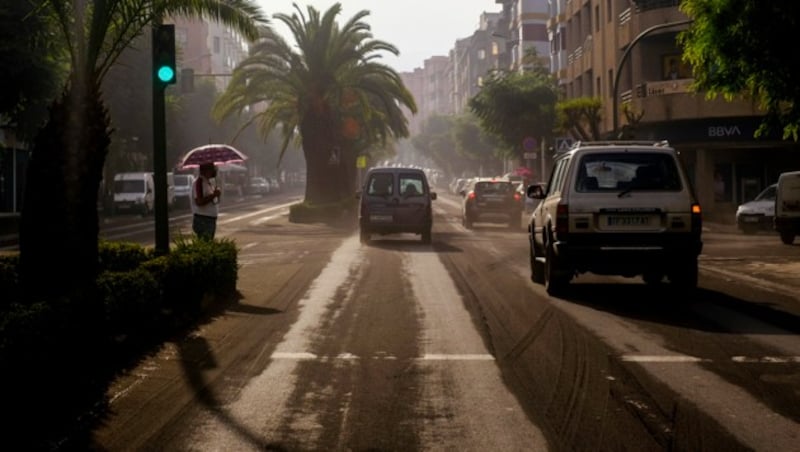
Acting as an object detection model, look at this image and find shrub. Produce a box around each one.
[97,268,161,337]
[0,253,20,308]
[98,240,151,272]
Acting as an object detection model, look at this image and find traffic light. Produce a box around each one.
[152,24,176,85]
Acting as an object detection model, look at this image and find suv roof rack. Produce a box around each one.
[570,140,670,149]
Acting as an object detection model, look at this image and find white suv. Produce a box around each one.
[526,141,703,295]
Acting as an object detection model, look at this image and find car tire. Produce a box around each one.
[529,236,545,284]
[779,230,795,245]
[544,239,569,296]
[642,272,664,285]
[464,215,473,229]
[421,228,432,244]
[360,228,371,244]
[669,258,698,292]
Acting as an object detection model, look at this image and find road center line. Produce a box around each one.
[269,352,495,361]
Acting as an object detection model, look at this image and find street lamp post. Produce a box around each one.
[611,19,694,136]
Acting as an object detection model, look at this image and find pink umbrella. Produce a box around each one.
[178,144,248,169]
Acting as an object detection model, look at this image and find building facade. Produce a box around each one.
[496,0,551,71]
[548,0,800,220]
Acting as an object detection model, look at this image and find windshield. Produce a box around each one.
[755,185,777,201]
[174,175,191,186]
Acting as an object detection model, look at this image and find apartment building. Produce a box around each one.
[549,0,800,220]
[495,0,550,71]
[170,17,249,93]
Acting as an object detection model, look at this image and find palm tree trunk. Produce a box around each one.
[19,78,109,306]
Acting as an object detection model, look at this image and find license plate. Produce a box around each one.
[607,215,650,226]
[370,214,393,222]
[743,216,759,223]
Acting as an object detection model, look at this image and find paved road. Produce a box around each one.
[73,189,800,450]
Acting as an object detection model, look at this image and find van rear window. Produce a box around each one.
[367,173,393,196]
[114,180,145,193]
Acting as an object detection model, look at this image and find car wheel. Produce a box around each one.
[529,236,544,284]
[669,258,698,292]
[544,239,569,296]
[421,228,432,244]
[464,215,473,229]
[360,228,371,244]
[642,272,664,285]
[779,230,795,245]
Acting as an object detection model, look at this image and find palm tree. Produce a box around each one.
[213,3,417,206]
[19,0,266,301]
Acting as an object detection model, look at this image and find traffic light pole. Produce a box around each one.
[152,25,172,254]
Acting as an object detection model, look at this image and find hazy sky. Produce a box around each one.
[258,1,501,73]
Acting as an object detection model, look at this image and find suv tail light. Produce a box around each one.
[691,203,702,234]
[513,192,521,202]
[468,191,476,200]
[555,203,569,237]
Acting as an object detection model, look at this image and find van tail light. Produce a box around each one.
[513,193,521,202]
[691,203,702,233]
[555,204,569,237]
[468,191,476,200]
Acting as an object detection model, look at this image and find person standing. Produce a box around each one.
[191,162,221,240]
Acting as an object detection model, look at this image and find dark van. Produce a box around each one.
[358,167,437,244]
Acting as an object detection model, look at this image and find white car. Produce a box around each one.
[735,183,776,234]
[526,140,703,295]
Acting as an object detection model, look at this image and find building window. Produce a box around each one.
[478,49,486,60]
[608,69,613,95]
[213,36,220,54]
[595,5,600,32]
[607,0,612,23]
[596,76,601,97]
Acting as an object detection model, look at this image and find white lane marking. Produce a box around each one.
[268,353,495,361]
[621,355,706,363]
[250,212,286,226]
[404,249,549,450]
[241,242,259,250]
[187,235,363,450]
[218,200,299,225]
[732,356,800,363]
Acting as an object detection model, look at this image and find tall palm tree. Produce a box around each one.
[213,3,417,206]
[19,0,266,301]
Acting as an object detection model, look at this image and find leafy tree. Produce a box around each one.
[469,69,558,165]
[0,0,65,141]
[556,97,603,141]
[679,0,800,140]
[452,114,501,175]
[19,0,265,303]
[213,3,417,206]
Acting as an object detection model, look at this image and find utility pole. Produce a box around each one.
[152,24,177,254]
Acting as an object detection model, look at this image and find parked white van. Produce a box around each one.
[113,172,155,215]
[774,170,800,244]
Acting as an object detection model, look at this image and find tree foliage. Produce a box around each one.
[556,97,603,141]
[0,0,65,140]
[679,0,800,140]
[214,3,416,205]
[469,69,558,162]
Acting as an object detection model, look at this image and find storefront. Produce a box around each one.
[633,116,800,222]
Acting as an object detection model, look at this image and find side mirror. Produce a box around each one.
[526,184,545,199]
[430,192,437,200]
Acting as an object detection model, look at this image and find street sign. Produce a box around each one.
[356,155,367,168]
[555,137,574,152]
[523,152,537,159]
[523,136,538,152]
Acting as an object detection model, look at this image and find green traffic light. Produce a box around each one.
[157,66,175,83]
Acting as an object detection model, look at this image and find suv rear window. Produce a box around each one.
[575,153,682,192]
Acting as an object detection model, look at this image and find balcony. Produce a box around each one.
[628,78,762,123]
[618,8,633,49]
